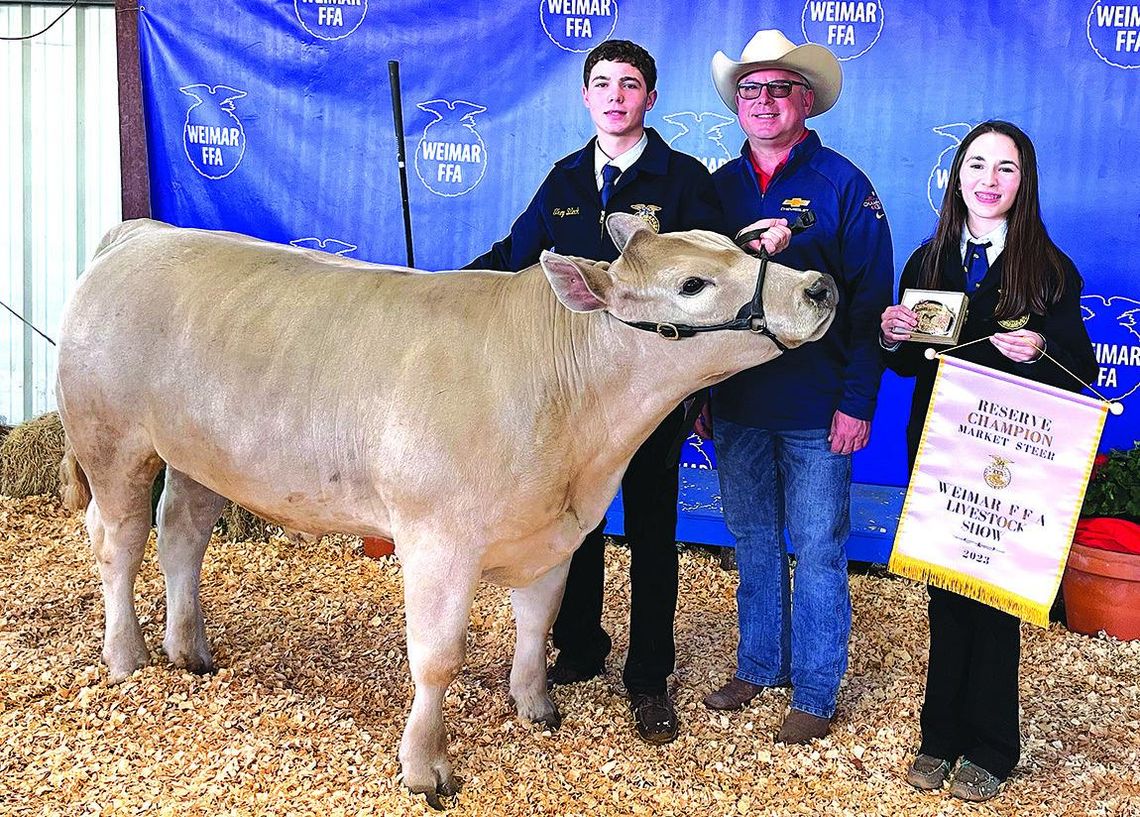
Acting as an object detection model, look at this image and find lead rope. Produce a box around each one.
[928,335,1122,414]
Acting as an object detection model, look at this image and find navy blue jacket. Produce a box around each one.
[468,128,722,269]
[711,131,893,429]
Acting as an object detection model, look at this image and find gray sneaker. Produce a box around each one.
[906,753,952,790]
[949,760,1002,802]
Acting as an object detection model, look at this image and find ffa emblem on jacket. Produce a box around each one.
[997,314,1030,330]
[983,455,1013,489]
[631,204,662,233]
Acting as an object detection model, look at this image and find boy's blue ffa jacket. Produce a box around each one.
[711,130,893,430]
[468,128,722,270]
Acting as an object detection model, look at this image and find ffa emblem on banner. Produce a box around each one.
[180,84,248,180]
[983,455,1012,489]
[630,204,661,233]
[889,356,1108,627]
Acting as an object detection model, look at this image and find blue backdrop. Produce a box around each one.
[137,0,1140,489]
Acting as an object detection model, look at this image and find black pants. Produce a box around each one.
[919,585,1021,780]
[551,404,683,696]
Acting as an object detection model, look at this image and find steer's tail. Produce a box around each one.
[59,435,92,511]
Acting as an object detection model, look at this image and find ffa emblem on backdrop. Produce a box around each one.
[290,238,357,257]
[1081,294,1140,402]
[927,123,974,214]
[663,111,735,173]
[293,0,368,40]
[415,100,488,197]
[180,84,247,180]
[800,0,884,61]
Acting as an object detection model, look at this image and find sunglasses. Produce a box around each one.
[736,80,811,100]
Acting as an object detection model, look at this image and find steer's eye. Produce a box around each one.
[680,277,708,296]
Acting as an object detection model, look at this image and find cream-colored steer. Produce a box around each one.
[56,214,836,808]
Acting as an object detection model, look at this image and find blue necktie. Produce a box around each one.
[964,240,990,292]
[600,164,621,209]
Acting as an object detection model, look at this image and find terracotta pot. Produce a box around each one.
[362,536,395,559]
[1062,541,1140,640]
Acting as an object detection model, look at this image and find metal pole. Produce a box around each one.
[388,60,414,268]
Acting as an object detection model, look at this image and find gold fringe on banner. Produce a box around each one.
[888,551,1056,628]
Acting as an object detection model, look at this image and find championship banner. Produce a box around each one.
[889,355,1108,627]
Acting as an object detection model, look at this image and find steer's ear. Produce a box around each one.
[540,250,611,313]
[606,212,652,253]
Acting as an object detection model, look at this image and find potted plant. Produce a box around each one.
[1062,444,1140,640]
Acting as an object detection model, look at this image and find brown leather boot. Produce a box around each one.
[702,677,764,710]
[776,709,831,744]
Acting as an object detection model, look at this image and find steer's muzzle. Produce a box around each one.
[806,274,838,309]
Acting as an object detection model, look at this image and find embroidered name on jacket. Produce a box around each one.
[552,206,580,217]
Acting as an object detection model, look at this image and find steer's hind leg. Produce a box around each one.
[83,450,164,683]
[397,545,480,809]
[156,468,227,674]
[509,559,570,729]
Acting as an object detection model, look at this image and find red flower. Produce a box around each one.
[1091,453,1110,480]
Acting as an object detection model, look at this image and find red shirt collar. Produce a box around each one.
[748,129,810,193]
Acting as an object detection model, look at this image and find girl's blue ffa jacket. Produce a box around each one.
[468,128,722,270]
[711,130,894,430]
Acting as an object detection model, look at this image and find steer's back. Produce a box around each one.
[57,220,572,543]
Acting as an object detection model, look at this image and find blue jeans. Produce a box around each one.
[713,417,852,718]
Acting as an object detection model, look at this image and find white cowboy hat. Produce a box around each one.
[711,29,842,116]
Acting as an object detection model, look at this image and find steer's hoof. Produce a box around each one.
[409,775,461,811]
[104,643,151,684]
[534,706,562,731]
[509,691,562,730]
[182,656,217,676]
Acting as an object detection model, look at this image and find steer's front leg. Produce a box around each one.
[508,559,571,729]
[398,547,480,810]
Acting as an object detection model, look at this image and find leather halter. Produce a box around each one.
[617,211,817,351]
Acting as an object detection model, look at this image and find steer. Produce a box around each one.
[56,214,836,808]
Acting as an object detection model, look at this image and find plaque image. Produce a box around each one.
[900,289,969,346]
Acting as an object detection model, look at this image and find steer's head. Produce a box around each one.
[539,213,837,352]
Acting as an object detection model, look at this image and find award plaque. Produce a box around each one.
[900,288,969,345]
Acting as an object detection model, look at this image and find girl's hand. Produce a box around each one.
[880,304,918,344]
[990,329,1045,362]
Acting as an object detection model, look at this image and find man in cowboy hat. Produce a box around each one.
[469,39,791,746]
[700,30,893,745]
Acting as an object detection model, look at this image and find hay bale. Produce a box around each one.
[0,412,67,498]
[217,501,276,542]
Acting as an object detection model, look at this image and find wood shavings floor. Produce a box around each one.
[2,495,1138,816]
